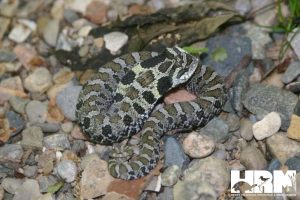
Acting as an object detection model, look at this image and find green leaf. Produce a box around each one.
[211,48,228,62]
[47,182,64,194]
[182,46,208,55]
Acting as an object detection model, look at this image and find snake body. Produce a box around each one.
[76,47,227,180]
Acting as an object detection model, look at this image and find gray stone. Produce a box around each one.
[56,85,82,121]
[267,159,281,172]
[9,96,29,114]
[285,156,300,173]
[0,49,16,62]
[235,0,252,15]
[13,179,41,200]
[43,19,60,47]
[164,137,189,169]
[161,165,180,187]
[57,160,77,183]
[158,186,173,200]
[0,144,23,165]
[1,178,24,194]
[281,61,300,84]
[23,165,38,178]
[5,111,25,136]
[24,68,52,93]
[25,100,48,123]
[64,9,79,23]
[32,122,60,133]
[0,17,10,40]
[219,113,240,132]
[289,28,300,59]
[174,181,217,200]
[240,145,267,170]
[21,126,43,149]
[44,133,71,150]
[240,118,254,141]
[243,83,298,130]
[37,175,58,193]
[200,117,229,143]
[104,32,128,54]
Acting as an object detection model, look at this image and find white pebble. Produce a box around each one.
[253,112,281,140]
[104,32,128,55]
[9,20,36,43]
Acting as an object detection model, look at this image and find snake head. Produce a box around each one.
[165,47,199,84]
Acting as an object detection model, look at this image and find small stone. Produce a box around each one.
[174,181,217,200]
[9,20,36,43]
[51,0,64,20]
[37,151,55,175]
[65,0,93,14]
[145,176,161,192]
[56,85,82,121]
[240,145,267,170]
[9,96,29,114]
[80,157,113,199]
[33,122,60,133]
[281,61,300,84]
[37,193,54,200]
[200,117,229,143]
[252,112,281,140]
[24,68,52,93]
[61,122,73,133]
[23,165,38,178]
[37,175,58,193]
[183,132,215,158]
[0,76,25,104]
[267,132,300,163]
[57,160,77,183]
[71,125,87,140]
[80,153,100,170]
[243,83,298,130]
[0,17,10,40]
[43,19,60,47]
[289,28,300,59]
[164,137,189,169]
[285,156,300,173]
[44,133,71,150]
[13,44,43,70]
[6,111,25,136]
[0,144,23,166]
[267,159,281,172]
[183,157,230,196]
[64,9,79,23]
[25,100,48,123]
[71,140,86,156]
[21,126,44,149]
[53,67,74,85]
[0,49,16,62]
[219,113,240,132]
[235,0,252,15]
[85,1,108,24]
[1,178,24,194]
[104,32,129,54]
[286,81,300,93]
[240,118,253,141]
[287,114,300,141]
[13,179,41,200]
[161,165,180,187]
[94,37,104,48]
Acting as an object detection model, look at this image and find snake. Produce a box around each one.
[76,47,227,180]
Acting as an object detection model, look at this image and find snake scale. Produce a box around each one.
[76,47,227,180]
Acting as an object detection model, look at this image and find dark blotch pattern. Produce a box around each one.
[114,93,123,102]
[157,76,172,95]
[123,114,133,126]
[141,55,165,68]
[142,91,156,104]
[133,103,145,114]
[121,70,136,85]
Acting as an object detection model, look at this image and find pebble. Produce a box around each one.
[85,1,107,24]
[21,126,44,149]
[65,0,93,14]
[252,112,281,140]
[251,0,276,26]
[32,122,60,133]
[37,175,58,193]
[104,32,129,54]
[0,49,16,62]
[37,151,55,175]
[8,20,36,43]
[0,76,25,104]
[80,157,113,199]
[243,83,298,130]
[267,159,281,172]
[71,125,87,140]
[61,122,73,133]
[183,157,230,196]
[71,140,86,156]
[244,22,272,59]
[182,132,215,158]
[281,61,300,84]
[0,144,23,166]
[174,181,217,200]
[266,132,300,163]
[239,118,253,141]
[200,117,229,143]
[56,85,82,121]
[287,114,300,141]
[57,160,77,183]
[289,28,300,59]
[53,67,74,85]
[6,111,25,136]
[23,165,38,178]
[240,145,267,170]
[0,17,10,40]
[44,133,71,150]
[9,96,29,114]
[13,179,41,200]
[285,156,300,173]
[164,137,189,169]
[145,176,161,192]
[38,193,54,200]
[286,81,300,93]
[24,68,52,93]
[25,100,48,123]
[1,178,24,194]
[235,0,252,15]
[64,9,79,24]
[13,44,41,69]
[219,113,240,132]
[161,165,180,187]
[43,19,60,47]
[158,187,173,200]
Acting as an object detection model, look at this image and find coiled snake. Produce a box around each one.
[76,47,227,180]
